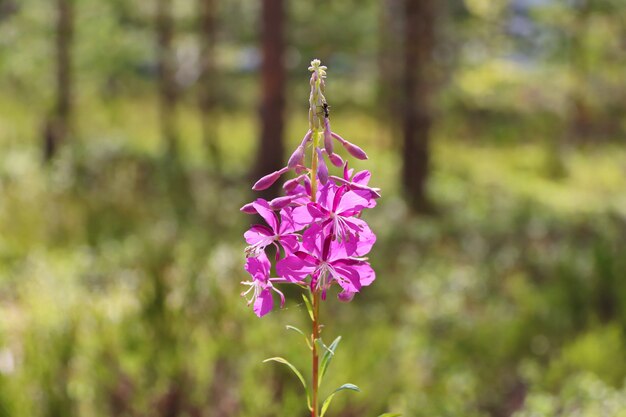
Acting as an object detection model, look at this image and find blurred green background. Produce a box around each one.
[1,0,626,416]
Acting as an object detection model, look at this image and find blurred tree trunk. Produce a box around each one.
[198,0,221,172]
[402,0,435,213]
[43,0,74,161]
[253,0,286,198]
[156,0,178,158]
[378,0,403,141]
[0,0,18,23]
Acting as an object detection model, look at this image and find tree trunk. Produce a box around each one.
[44,0,74,161]
[402,0,435,213]
[253,0,286,199]
[378,0,403,141]
[198,0,221,172]
[156,0,178,158]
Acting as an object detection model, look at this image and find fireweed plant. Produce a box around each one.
[241,60,395,417]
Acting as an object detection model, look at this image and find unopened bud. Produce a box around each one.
[323,118,333,155]
[287,146,304,169]
[338,290,355,302]
[240,202,256,214]
[316,148,328,185]
[252,167,289,191]
[342,140,368,160]
[283,178,299,192]
[283,174,307,193]
[300,130,313,147]
[328,152,343,167]
[269,196,294,210]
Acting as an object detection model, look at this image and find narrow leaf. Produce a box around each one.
[263,357,308,393]
[315,338,331,355]
[320,383,360,417]
[377,414,402,417]
[286,325,306,337]
[319,336,341,384]
[301,293,314,321]
[286,325,312,350]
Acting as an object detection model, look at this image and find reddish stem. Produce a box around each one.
[311,290,320,417]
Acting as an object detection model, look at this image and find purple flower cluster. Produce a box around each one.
[241,59,380,317]
[241,148,380,317]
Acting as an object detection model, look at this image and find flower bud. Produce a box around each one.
[269,196,294,210]
[323,118,333,155]
[252,167,289,191]
[300,130,313,146]
[316,148,328,185]
[342,140,368,160]
[338,290,355,302]
[283,177,299,192]
[283,174,307,193]
[328,152,343,167]
[287,146,304,169]
[240,202,256,214]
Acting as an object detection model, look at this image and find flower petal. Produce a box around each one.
[335,190,369,215]
[253,288,274,317]
[244,225,273,246]
[252,199,279,232]
[244,252,271,282]
[276,253,316,282]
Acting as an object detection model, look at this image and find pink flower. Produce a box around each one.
[292,183,375,255]
[241,252,286,317]
[244,199,300,258]
[276,224,375,300]
[242,60,380,317]
[330,164,381,207]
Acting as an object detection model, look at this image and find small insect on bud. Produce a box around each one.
[252,167,290,191]
[316,148,329,185]
[240,202,257,214]
[323,118,333,155]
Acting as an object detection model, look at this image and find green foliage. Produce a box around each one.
[514,373,626,417]
[318,336,341,385]
[320,383,360,417]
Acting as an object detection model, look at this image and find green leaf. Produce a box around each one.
[301,293,314,321]
[319,336,341,384]
[263,357,308,394]
[286,325,312,350]
[286,324,306,337]
[377,414,402,417]
[320,383,360,417]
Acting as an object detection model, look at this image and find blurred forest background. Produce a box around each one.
[1,0,626,416]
